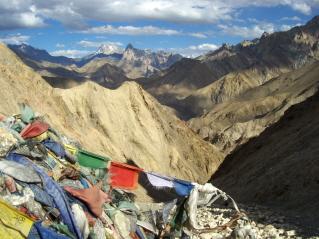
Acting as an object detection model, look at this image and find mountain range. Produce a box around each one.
[8,43,183,81]
[138,16,319,153]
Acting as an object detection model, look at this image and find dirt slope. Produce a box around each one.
[212,91,319,231]
[0,43,224,183]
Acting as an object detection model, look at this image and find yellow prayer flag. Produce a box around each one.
[0,199,34,238]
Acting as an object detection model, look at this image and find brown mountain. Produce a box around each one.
[141,16,319,119]
[0,43,223,184]
[137,16,319,156]
[212,91,319,234]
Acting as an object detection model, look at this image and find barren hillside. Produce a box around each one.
[0,43,224,183]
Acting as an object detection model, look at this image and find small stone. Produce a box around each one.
[285,230,296,237]
[225,227,232,233]
[200,233,212,239]
[211,233,223,239]
[264,225,275,231]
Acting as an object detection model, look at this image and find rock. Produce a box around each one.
[285,230,296,237]
[200,233,212,239]
[231,225,256,239]
[200,233,223,239]
[264,225,275,231]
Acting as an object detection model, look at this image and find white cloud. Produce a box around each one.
[171,43,219,57]
[188,32,208,38]
[0,34,30,44]
[0,1,45,29]
[50,49,90,58]
[0,12,45,29]
[78,25,208,38]
[280,16,301,21]
[189,43,219,51]
[280,22,302,31]
[0,0,317,30]
[218,23,275,38]
[289,2,312,15]
[78,25,181,36]
[247,18,260,23]
[218,19,306,38]
[77,40,122,48]
[280,24,293,31]
[56,43,65,48]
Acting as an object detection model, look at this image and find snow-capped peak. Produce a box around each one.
[95,44,123,55]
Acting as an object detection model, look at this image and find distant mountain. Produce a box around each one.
[118,43,183,78]
[8,43,76,65]
[7,44,129,89]
[78,44,124,67]
[95,43,123,55]
[8,43,183,79]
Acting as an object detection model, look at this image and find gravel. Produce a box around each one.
[190,204,319,239]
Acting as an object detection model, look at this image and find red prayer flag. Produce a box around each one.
[109,162,142,190]
[20,121,49,139]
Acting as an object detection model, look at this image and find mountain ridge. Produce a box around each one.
[8,43,183,78]
[142,15,319,117]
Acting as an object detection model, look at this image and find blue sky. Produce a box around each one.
[0,0,318,57]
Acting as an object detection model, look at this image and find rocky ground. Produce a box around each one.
[193,204,319,239]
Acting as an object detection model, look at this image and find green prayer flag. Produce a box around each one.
[76,149,110,169]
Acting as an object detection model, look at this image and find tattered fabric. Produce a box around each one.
[64,181,111,217]
[6,153,82,239]
[173,179,194,197]
[42,139,66,158]
[0,199,34,239]
[146,172,174,188]
[20,121,49,139]
[76,149,110,169]
[109,162,142,190]
[186,183,240,230]
[28,222,71,239]
[0,160,42,183]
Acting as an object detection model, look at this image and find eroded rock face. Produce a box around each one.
[0,43,223,184]
[188,62,319,154]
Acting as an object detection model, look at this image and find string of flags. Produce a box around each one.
[0,104,242,239]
